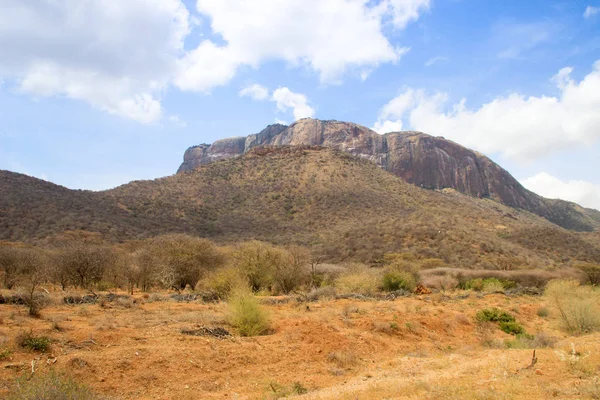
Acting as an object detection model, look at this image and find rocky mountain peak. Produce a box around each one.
[177,119,600,231]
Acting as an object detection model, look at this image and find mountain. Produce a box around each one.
[178,118,600,232]
[1,147,599,267]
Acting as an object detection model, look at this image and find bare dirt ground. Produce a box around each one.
[1,291,599,399]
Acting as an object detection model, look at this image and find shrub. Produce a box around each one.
[138,234,224,290]
[7,371,101,400]
[462,278,514,292]
[232,241,281,292]
[305,286,336,301]
[476,308,515,323]
[327,351,359,369]
[227,288,270,336]
[382,270,416,292]
[505,332,557,349]
[335,264,380,296]
[0,348,11,360]
[17,332,51,352]
[22,292,52,317]
[499,321,526,335]
[200,267,246,299]
[575,262,600,286]
[544,279,600,335]
[537,307,550,317]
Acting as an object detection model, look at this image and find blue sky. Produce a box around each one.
[1,0,599,209]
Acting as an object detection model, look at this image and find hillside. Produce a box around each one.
[178,119,600,232]
[2,146,599,266]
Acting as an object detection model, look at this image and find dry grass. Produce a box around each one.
[545,280,600,334]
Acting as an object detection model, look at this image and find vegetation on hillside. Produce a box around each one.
[1,147,599,269]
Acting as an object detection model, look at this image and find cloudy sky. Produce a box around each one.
[1,0,599,210]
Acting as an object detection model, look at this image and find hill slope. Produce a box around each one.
[2,147,599,266]
[178,119,600,231]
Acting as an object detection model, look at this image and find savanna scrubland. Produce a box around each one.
[1,231,600,399]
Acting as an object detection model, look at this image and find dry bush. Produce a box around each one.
[56,244,117,289]
[7,371,102,400]
[231,241,280,292]
[327,350,359,369]
[334,264,381,296]
[545,279,600,335]
[575,262,600,285]
[421,267,581,290]
[274,245,309,294]
[423,275,458,291]
[137,234,224,290]
[199,267,246,299]
[305,286,336,301]
[227,287,270,336]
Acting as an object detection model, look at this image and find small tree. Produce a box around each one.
[232,241,280,292]
[139,234,223,290]
[273,246,309,294]
[0,246,21,289]
[575,262,600,286]
[56,244,116,288]
[16,248,50,317]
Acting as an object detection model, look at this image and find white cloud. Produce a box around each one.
[272,87,315,120]
[168,115,187,128]
[239,84,270,101]
[0,0,190,123]
[584,6,600,18]
[372,119,403,134]
[424,56,448,67]
[521,172,600,211]
[373,61,600,160]
[239,84,315,121]
[376,0,431,29]
[175,0,428,91]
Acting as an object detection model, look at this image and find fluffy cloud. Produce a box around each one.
[272,87,315,120]
[238,84,315,120]
[0,0,190,123]
[521,172,600,211]
[372,61,600,160]
[1,1,429,122]
[239,84,270,101]
[176,0,429,91]
[584,6,600,18]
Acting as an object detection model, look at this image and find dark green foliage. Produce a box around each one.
[499,321,526,335]
[476,308,516,323]
[17,332,51,352]
[382,270,416,292]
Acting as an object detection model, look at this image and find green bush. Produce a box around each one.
[499,321,526,335]
[545,279,600,335]
[462,278,515,292]
[382,270,416,292]
[227,288,270,336]
[0,348,11,360]
[7,371,101,400]
[476,308,515,323]
[200,267,246,299]
[17,332,51,352]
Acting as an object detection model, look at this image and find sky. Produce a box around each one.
[1,0,600,210]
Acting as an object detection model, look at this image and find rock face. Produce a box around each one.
[177,118,599,231]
